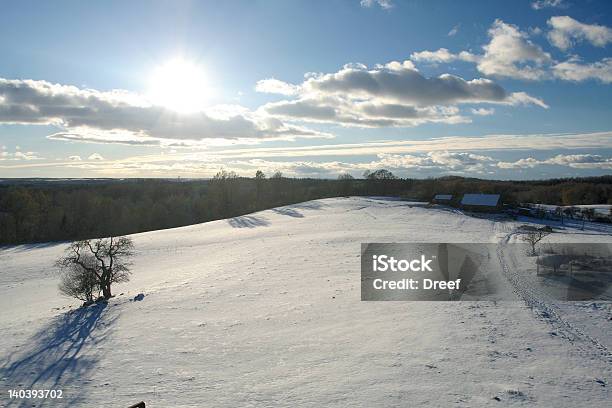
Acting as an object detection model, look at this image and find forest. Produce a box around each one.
[1,170,611,245]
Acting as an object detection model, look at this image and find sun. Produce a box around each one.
[148,58,209,113]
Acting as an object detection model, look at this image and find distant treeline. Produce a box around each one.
[0,170,611,245]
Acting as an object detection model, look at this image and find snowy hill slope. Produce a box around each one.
[1,197,610,407]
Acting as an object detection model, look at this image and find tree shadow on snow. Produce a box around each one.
[0,302,117,407]
[227,215,270,228]
[0,241,66,255]
[289,201,325,210]
[272,207,304,218]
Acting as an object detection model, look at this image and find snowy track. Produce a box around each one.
[496,233,612,362]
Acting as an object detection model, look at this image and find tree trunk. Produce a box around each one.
[102,284,112,299]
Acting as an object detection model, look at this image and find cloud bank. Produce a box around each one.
[498,154,612,170]
[258,60,546,127]
[3,130,611,178]
[18,150,608,178]
[0,78,330,146]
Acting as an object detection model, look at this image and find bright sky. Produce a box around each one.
[1,0,611,179]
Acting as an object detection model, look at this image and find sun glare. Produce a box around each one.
[148,58,209,113]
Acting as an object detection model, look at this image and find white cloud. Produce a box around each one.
[410,48,479,64]
[360,0,393,10]
[45,150,610,178]
[505,92,549,108]
[498,154,612,169]
[497,157,541,169]
[68,155,82,161]
[291,151,608,175]
[545,153,612,169]
[547,16,612,51]
[410,20,552,80]
[0,78,329,147]
[255,78,300,96]
[0,150,42,160]
[448,24,460,37]
[531,0,568,10]
[4,131,612,177]
[552,57,612,83]
[14,151,39,160]
[478,19,552,80]
[88,153,104,160]
[263,98,471,128]
[198,131,612,159]
[419,151,494,171]
[410,18,612,85]
[229,158,359,177]
[258,60,545,128]
[230,150,494,176]
[530,27,543,36]
[11,131,607,171]
[294,61,537,105]
[471,108,495,116]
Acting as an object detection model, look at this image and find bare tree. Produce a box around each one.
[582,208,595,222]
[57,253,99,303]
[554,206,564,225]
[578,208,596,230]
[521,229,551,256]
[254,170,266,205]
[56,236,134,300]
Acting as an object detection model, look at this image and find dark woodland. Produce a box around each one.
[1,171,611,245]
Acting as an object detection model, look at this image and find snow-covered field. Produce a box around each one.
[1,197,610,407]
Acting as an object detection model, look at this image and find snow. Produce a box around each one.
[461,193,501,207]
[434,194,452,200]
[0,197,610,407]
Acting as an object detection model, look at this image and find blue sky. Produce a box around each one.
[1,0,611,179]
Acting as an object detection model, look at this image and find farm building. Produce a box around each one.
[460,193,502,212]
[432,194,453,204]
